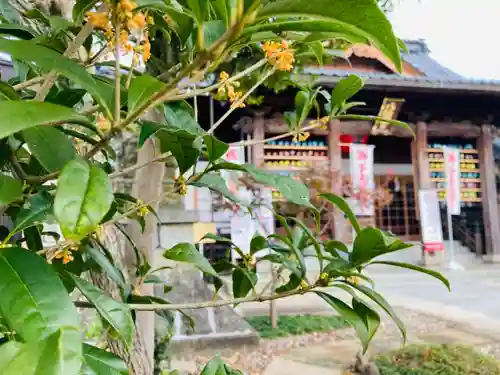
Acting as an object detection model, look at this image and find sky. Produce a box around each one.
[389,0,500,80]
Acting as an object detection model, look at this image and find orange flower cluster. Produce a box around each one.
[262,40,295,71]
[55,245,78,265]
[292,131,310,143]
[86,0,152,62]
[217,71,246,108]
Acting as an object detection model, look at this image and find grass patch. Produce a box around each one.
[375,344,500,375]
[246,314,347,339]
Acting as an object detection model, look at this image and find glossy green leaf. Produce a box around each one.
[68,274,134,346]
[0,247,80,342]
[23,126,76,173]
[250,234,267,255]
[309,40,324,65]
[369,260,451,291]
[200,357,226,375]
[257,0,401,71]
[0,81,19,100]
[345,282,406,344]
[84,244,128,294]
[187,0,209,25]
[0,341,40,374]
[163,243,217,276]
[0,39,111,115]
[202,20,226,49]
[315,291,371,351]
[350,227,413,266]
[11,191,53,235]
[352,298,380,350]
[203,135,229,162]
[0,174,22,206]
[0,101,89,140]
[232,267,257,298]
[139,121,200,174]
[330,75,364,116]
[0,24,35,40]
[82,344,128,375]
[54,159,113,240]
[211,162,311,207]
[201,232,233,244]
[164,101,204,135]
[46,88,87,108]
[190,173,239,203]
[34,328,82,375]
[320,193,361,233]
[323,240,349,255]
[128,75,165,111]
[0,0,22,24]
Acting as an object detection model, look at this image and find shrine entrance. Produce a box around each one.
[375,175,420,241]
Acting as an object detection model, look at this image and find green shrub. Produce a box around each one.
[375,344,500,375]
[246,314,347,339]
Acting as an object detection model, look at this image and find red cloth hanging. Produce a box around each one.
[340,134,368,153]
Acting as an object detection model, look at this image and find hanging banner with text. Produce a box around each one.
[418,189,444,252]
[349,144,375,216]
[443,147,461,216]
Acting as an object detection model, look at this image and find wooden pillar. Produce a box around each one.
[415,122,441,265]
[252,112,265,167]
[479,125,500,262]
[328,120,345,240]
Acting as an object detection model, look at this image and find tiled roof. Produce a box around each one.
[304,39,500,93]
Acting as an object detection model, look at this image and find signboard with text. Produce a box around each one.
[349,144,375,216]
[418,189,444,252]
[444,147,461,215]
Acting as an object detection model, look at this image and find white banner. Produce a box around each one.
[418,189,444,252]
[349,144,375,216]
[444,147,461,215]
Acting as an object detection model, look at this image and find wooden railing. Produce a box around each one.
[442,215,483,255]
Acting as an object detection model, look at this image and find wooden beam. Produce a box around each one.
[479,125,500,262]
[416,122,431,190]
[427,122,481,138]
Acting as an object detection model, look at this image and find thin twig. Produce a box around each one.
[35,22,95,101]
[109,152,170,179]
[13,76,46,91]
[208,68,275,134]
[125,51,137,89]
[74,286,312,311]
[114,21,121,127]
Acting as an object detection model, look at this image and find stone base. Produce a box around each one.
[422,250,444,266]
[170,330,259,353]
[482,253,500,263]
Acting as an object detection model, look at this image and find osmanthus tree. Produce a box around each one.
[0,0,449,374]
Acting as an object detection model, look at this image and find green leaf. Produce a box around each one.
[0,0,22,24]
[139,121,200,174]
[0,247,80,342]
[202,20,226,49]
[23,127,76,173]
[211,162,311,207]
[84,244,128,295]
[309,41,324,65]
[0,39,111,116]
[336,114,413,136]
[320,193,361,234]
[345,282,406,344]
[203,135,229,162]
[164,101,204,135]
[187,0,209,25]
[352,298,380,351]
[0,24,35,40]
[190,173,239,203]
[368,260,451,291]
[0,174,22,206]
[350,227,413,266]
[34,328,82,375]
[11,191,53,235]
[250,234,267,255]
[68,274,134,346]
[200,232,233,243]
[294,90,312,127]
[330,75,364,116]
[257,0,402,72]
[0,81,20,100]
[315,291,371,351]
[0,101,89,140]
[46,88,87,108]
[82,344,128,375]
[232,267,257,298]
[128,75,165,111]
[54,159,113,240]
[323,240,349,255]
[163,243,217,276]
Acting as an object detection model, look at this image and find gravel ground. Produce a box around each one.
[173,307,472,375]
